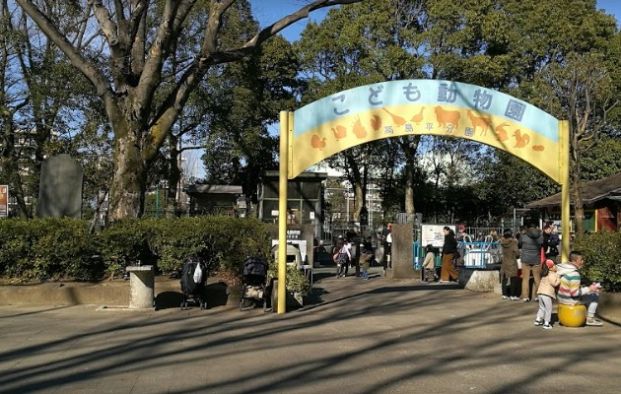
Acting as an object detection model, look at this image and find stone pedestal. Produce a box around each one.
[459,268,499,292]
[126,266,154,309]
[386,223,418,279]
[598,292,621,325]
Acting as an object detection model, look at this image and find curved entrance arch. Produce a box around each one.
[276,80,570,314]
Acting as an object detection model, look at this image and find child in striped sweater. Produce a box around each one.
[556,251,603,326]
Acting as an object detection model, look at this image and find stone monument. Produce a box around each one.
[37,154,83,218]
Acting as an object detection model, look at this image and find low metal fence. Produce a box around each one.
[413,240,501,270]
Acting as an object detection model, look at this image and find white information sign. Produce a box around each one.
[421,224,455,248]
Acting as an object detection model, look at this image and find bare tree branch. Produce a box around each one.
[149,0,363,161]
[90,0,119,47]
[180,145,204,152]
[16,0,112,98]
[134,0,185,120]
[74,3,93,48]
[215,0,362,62]
[114,0,126,22]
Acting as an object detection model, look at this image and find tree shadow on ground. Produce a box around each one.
[0,278,619,393]
[155,282,230,310]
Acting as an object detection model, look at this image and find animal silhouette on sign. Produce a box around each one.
[494,122,510,142]
[467,111,492,136]
[532,145,545,152]
[353,117,367,139]
[513,130,530,148]
[370,114,382,131]
[382,108,407,126]
[434,106,461,128]
[311,134,327,150]
[411,107,425,124]
[331,125,347,140]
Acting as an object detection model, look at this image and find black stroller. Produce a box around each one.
[180,257,208,310]
[240,256,271,312]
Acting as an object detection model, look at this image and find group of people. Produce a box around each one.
[420,222,604,328]
[331,233,379,280]
[499,222,603,328]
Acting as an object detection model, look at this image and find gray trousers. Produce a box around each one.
[536,294,553,324]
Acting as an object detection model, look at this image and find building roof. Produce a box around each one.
[262,170,327,180]
[184,184,243,195]
[526,172,621,208]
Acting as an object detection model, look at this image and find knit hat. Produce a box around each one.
[544,259,555,269]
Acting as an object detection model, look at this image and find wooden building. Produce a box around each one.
[527,172,621,232]
[184,184,246,217]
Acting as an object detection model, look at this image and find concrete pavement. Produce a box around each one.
[1,271,620,393]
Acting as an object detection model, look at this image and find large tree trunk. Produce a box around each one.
[108,133,147,221]
[354,182,364,222]
[572,174,585,239]
[344,150,364,222]
[405,170,414,215]
[399,136,420,218]
[167,134,181,203]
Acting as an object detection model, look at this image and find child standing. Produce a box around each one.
[534,259,560,329]
[422,244,437,282]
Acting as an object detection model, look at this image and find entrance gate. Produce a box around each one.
[276,79,570,314]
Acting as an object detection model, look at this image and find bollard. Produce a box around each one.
[126,265,155,309]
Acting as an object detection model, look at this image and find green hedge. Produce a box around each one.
[0,217,271,282]
[0,218,102,280]
[574,232,621,292]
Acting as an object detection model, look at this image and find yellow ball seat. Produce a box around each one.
[558,303,587,327]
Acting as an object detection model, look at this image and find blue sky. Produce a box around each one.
[597,0,621,25]
[250,0,621,42]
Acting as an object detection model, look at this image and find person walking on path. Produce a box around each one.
[332,237,351,278]
[440,227,459,283]
[359,237,373,280]
[520,222,543,302]
[557,251,604,326]
[500,230,520,300]
[534,259,560,329]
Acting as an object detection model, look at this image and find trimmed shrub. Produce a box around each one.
[0,218,102,280]
[150,217,216,273]
[267,263,311,296]
[150,216,272,275]
[0,216,272,282]
[574,232,621,292]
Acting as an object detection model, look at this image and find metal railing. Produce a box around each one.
[413,240,501,270]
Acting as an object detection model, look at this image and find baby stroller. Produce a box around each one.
[180,257,208,310]
[240,256,271,312]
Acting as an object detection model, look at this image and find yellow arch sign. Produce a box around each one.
[276,80,570,314]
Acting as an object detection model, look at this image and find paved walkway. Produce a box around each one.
[1,272,620,393]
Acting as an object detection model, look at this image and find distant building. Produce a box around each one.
[257,171,327,238]
[184,184,247,217]
[527,172,621,232]
[0,128,41,215]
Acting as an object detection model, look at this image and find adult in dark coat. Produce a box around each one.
[440,227,459,282]
[520,223,543,301]
[543,223,560,263]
